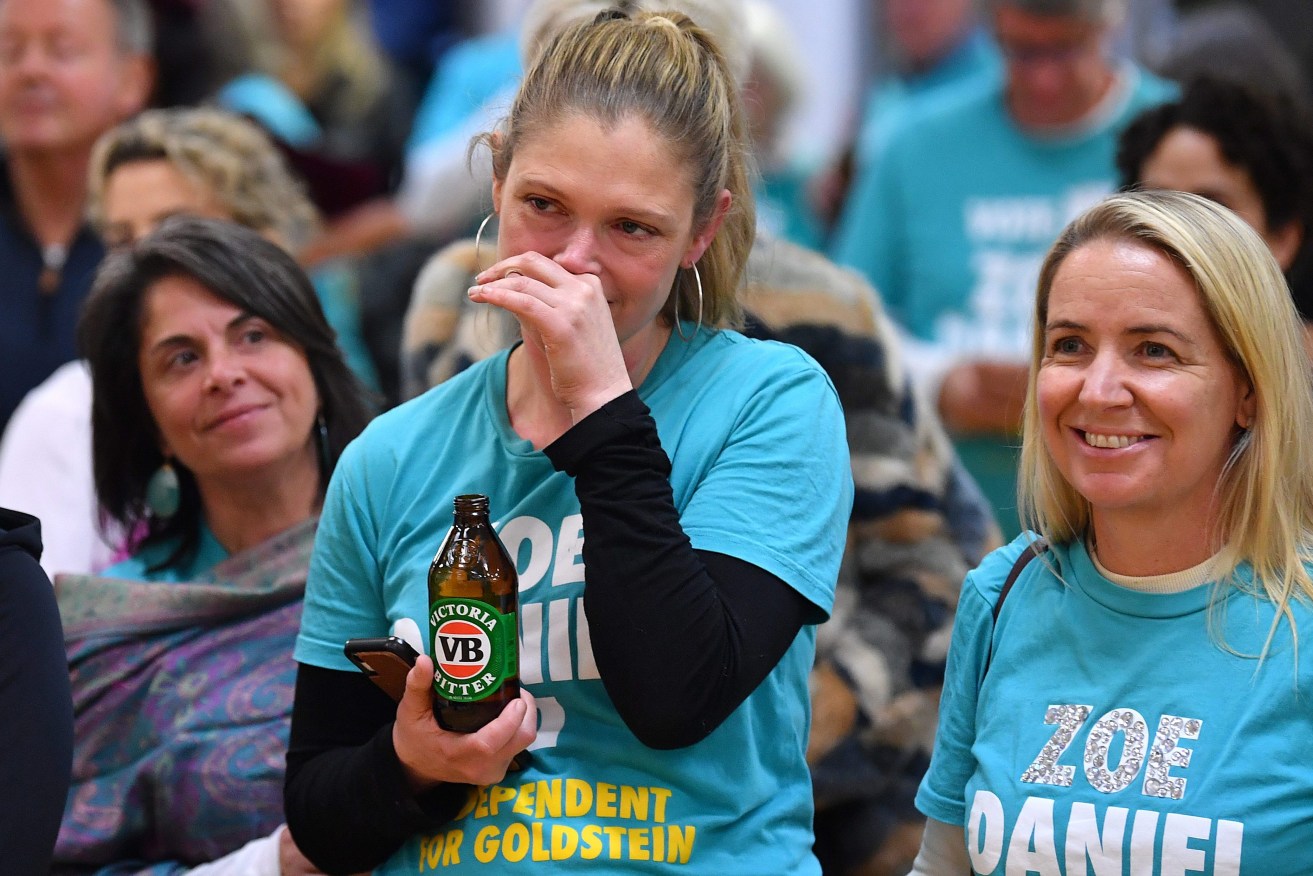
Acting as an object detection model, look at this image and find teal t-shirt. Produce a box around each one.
[296,326,853,873]
[756,164,825,252]
[919,535,1313,874]
[311,264,379,392]
[101,524,228,582]
[830,65,1175,537]
[406,31,521,153]
[853,30,1002,171]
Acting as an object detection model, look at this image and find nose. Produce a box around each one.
[203,348,245,392]
[1077,350,1132,408]
[552,225,601,276]
[6,40,57,80]
[9,47,42,78]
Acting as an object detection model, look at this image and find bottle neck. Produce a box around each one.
[454,493,491,527]
[452,511,490,529]
[453,494,490,520]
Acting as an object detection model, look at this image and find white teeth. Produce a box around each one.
[1083,432,1142,449]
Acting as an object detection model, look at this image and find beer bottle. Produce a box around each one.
[427,494,520,732]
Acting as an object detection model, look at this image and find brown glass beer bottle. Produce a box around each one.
[427,494,520,732]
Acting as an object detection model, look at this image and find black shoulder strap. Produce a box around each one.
[982,538,1048,677]
[993,537,1048,621]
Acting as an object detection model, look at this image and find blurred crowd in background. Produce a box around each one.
[5,1,1313,873]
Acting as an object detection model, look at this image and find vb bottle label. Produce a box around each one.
[429,597,517,701]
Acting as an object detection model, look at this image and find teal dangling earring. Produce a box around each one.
[146,460,180,521]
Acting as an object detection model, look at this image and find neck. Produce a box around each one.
[505,345,574,450]
[506,321,671,449]
[8,148,92,247]
[1089,507,1224,577]
[1008,68,1116,130]
[197,454,321,555]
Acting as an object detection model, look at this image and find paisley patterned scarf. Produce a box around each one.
[52,518,316,874]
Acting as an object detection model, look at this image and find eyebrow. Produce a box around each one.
[145,309,258,356]
[516,175,680,227]
[1045,318,1194,343]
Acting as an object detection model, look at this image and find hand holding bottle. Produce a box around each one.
[393,654,537,791]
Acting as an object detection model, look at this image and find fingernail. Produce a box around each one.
[467,285,481,299]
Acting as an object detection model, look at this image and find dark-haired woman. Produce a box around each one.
[53,217,373,874]
[1117,74,1313,354]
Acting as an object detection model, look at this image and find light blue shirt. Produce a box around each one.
[920,535,1313,874]
[830,66,1175,537]
[854,30,1002,171]
[297,326,852,873]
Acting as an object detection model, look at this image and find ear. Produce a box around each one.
[1267,219,1303,272]
[681,189,732,268]
[1236,381,1257,431]
[115,54,155,120]
[489,132,506,216]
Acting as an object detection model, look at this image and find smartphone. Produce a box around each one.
[344,635,532,771]
[344,636,419,703]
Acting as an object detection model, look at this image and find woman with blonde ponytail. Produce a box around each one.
[285,10,851,874]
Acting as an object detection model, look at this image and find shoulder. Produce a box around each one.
[101,524,228,582]
[0,507,41,565]
[1102,64,1177,130]
[698,328,835,389]
[0,508,59,646]
[216,74,320,148]
[1125,63,1178,106]
[101,542,173,582]
[13,361,90,417]
[963,533,1054,607]
[342,356,498,462]
[434,31,521,92]
[662,331,844,443]
[0,364,91,480]
[884,76,1004,147]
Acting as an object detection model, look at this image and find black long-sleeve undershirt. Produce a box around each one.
[542,390,822,747]
[285,391,817,871]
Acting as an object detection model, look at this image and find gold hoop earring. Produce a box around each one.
[675,264,704,342]
[474,212,495,272]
